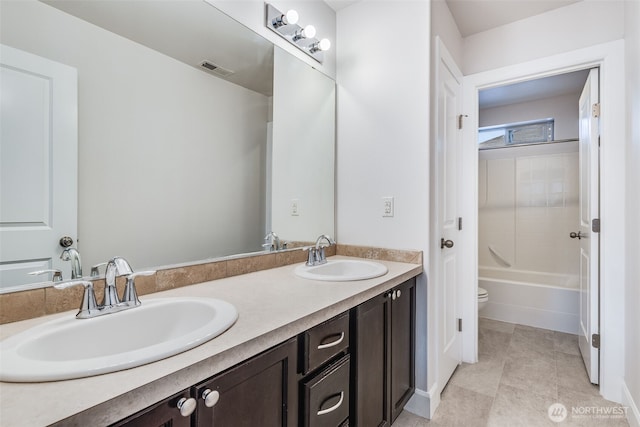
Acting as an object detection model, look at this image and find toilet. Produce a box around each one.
[478,287,489,312]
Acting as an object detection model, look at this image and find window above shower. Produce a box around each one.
[478,118,555,150]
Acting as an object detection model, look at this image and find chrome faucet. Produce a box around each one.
[54,280,99,319]
[304,234,336,266]
[90,262,108,277]
[263,231,288,251]
[54,256,155,319]
[103,256,133,307]
[60,247,83,279]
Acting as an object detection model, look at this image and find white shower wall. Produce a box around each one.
[479,142,580,276]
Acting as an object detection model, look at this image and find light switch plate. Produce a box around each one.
[382,197,394,217]
[291,199,300,216]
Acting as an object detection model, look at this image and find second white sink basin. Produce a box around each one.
[0,297,238,382]
[295,259,388,281]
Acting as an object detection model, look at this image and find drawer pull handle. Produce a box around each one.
[317,332,345,350]
[317,391,344,416]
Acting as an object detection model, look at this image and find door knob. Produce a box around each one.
[59,236,74,248]
[569,231,582,240]
[441,238,454,249]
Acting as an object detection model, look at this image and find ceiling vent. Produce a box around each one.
[199,61,234,77]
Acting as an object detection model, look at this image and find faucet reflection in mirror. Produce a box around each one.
[28,270,63,282]
[60,247,82,279]
[265,3,331,63]
[55,256,155,319]
[27,247,81,284]
[263,231,288,252]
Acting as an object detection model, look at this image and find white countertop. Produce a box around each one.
[0,256,422,427]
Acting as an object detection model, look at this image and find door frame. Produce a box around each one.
[459,40,626,403]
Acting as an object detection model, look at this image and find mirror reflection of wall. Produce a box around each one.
[0,0,335,292]
[271,47,335,242]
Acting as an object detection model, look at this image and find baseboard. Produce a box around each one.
[623,382,640,427]
[404,384,438,419]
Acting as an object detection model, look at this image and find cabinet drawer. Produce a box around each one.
[302,312,349,374]
[302,355,350,427]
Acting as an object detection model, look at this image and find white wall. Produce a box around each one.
[1,1,269,270]
[480,93,581,141]
[431,0,463,67]
[463,1,624,75]
[210,0,336,79]
[336,0,431,404]
[624,0,640,424]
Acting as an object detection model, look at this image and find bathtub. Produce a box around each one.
[478,266,579,334]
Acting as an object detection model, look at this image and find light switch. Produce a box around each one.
[291,199,300,216]
[382,197,394,217]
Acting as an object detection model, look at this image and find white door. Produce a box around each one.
[0,45,78,290]
[577,68,599,384]
[435,39,463,392]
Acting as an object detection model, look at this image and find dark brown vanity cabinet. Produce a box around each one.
[351,278,416,427]
[193,337,298,426]
[110,389,193,427]
[111,338,298,427]
[299,312,351,427]
[301,355,350,427]
[110,277,417,427]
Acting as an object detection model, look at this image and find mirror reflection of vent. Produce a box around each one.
[200,61,234,77]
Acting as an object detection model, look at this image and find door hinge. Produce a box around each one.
[592,218,600,233]
[592,103,600,118]
[458,217,463,231]
[457,318,462,332]
[592,333,600,349]
[457,114,468,130]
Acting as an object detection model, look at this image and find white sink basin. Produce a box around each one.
[0,297,238,382]
[295,259,388,281]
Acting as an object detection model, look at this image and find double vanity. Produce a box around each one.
[0,253,422,426]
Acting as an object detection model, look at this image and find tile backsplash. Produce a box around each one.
[0,245,421,324]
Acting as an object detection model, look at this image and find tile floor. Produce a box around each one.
[394,319,630,427]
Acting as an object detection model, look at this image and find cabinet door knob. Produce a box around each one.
[396,289,401,298]
[317,391,344,416]
[202,389,220,408]
[392,290,397,300]
[177,397,197,417]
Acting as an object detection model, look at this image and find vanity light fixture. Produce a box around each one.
[271,9,298,28]
[265,3,330,63]
[309,38,331,53]
[292,25,316,42]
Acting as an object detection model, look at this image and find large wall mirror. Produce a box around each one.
[0,0,335,292]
